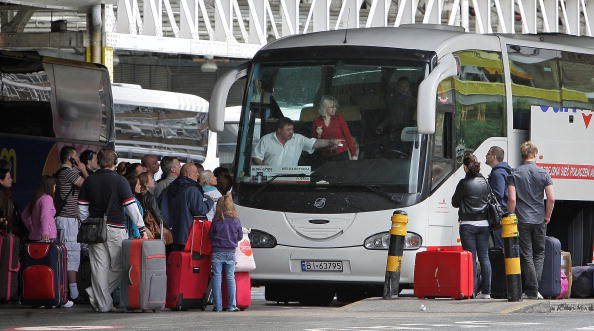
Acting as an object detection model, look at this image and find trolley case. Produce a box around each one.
[489,247,507,299]
[414,246,474,299]
[20,242,68,307]
[560,251,573,299]
[166,217,212,310]
[538,236,561,299]
[120,238,167,311]
[0,231,20,302]
[222,271,251,310]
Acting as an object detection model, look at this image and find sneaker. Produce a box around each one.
[521,293,538,300]
[212,308,222,312]
[475,293,491,299]
[63,300,74,308]
[227,307,240,312]
[537,292,544,300]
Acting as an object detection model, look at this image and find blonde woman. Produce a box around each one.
[311,95,358,161]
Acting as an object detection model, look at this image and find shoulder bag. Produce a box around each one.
[486,185,504,230]
[77,216,107,244]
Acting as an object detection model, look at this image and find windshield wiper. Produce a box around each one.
[248,173,308,202]
[363,185,403,205]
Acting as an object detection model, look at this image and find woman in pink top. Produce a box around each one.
[21,176,57,241]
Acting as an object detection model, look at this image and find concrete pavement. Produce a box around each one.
[341,296,594,314]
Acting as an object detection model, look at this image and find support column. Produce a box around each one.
[281,0,299,36]
[90,5,112,82]
[542,0,560,33]
[395,0,416,26]
[249,0,266,43]
[366,0,389,28]
[566,0,580,36]
[313,0,330,32]
[215,0,233,42]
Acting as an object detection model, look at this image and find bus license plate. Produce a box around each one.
[301,260,343,272]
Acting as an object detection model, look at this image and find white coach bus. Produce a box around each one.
[209,26,594,305]
[112,83,209,164]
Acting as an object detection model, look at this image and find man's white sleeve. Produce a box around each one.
[123,198,145,228]
[253,135,266,160]
[302,135,317,154]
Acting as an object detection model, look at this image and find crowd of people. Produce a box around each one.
[451,141,555,300]
[0,140,557,309]
[0,147,240,312]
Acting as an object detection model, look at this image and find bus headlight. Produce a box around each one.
[364,232,422,250]
[248,229,277,248]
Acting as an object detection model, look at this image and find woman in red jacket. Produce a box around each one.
[311,95,358,161]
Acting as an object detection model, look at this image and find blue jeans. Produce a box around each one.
[459,224,491,295]
[212,251,237,311]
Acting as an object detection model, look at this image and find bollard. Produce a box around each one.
[383,210,408,299]
[501,213,522,302]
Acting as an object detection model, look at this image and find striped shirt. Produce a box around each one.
[56,165,81,218]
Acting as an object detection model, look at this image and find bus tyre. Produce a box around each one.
[298,286,335,306]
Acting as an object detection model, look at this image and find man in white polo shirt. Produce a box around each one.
[253,117,343,167]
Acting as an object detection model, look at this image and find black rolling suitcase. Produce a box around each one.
[538,236,561,299]
[489,247,507,299]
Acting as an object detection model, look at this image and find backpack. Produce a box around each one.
[54,167,75,216]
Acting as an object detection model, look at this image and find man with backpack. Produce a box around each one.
[486,146,512,248]
[55,146,89,305]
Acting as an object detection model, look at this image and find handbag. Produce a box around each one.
[486,186,504,230]
[77,216,107,244]
[235,227,256,272]
[143,210,173,245]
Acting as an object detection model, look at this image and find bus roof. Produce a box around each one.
[260,26,594,57]
[261,26,467,53]
[112,84,208,112]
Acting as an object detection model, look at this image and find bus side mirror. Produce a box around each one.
[417,54,458,134]
[208,63,249,132]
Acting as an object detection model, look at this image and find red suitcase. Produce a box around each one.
[0,231,20,302]
[414,246,474,299]
[166,217,211,310]
[20,242,69,307]
[222,271,251,310]
[183,217,212,255]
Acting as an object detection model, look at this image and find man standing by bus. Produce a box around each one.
[159,163,213,251]
[252,117,343,167]
[507,141,555,300]
[141,154,160,179]
[55,146,89,305]
[486,146,512,248]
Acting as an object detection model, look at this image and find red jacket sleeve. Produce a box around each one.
[339,116,357,157]
[311,117,322,138]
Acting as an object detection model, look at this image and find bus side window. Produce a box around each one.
[431,112,454,190]
[432,79,455,190]
[508,45,561,130]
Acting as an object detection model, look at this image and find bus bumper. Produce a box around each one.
[250,245,419,286]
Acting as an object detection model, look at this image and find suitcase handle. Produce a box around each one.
[128,265,133,285]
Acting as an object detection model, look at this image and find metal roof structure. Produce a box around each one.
[1,0,593,59]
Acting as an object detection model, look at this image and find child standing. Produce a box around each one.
[21,176,57,242]
[208,193,243,312]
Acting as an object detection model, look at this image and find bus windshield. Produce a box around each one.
[236,60,428,193]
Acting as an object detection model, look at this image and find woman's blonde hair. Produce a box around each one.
[318,95,338,116]
[214,193,239,221]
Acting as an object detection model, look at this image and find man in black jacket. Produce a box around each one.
[486,146,512,248]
